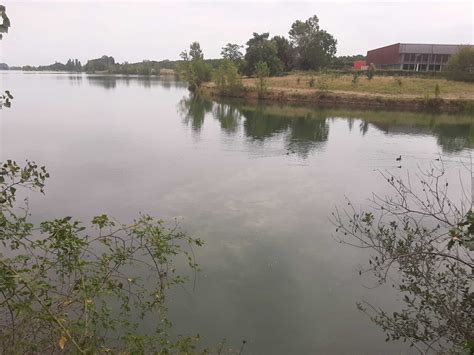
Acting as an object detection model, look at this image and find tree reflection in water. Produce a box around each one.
[177,95,473,157]
[178,96,330,159]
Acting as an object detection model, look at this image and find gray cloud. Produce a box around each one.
[0,0,472,66]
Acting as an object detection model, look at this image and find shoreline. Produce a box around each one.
[199,84,474,114]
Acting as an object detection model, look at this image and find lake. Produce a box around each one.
[1,72,472,354]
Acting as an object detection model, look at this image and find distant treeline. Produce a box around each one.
[2,53,366,75]
[3,55,223,75]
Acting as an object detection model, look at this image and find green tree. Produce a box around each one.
[243,33,283,76]
[255,61,270,98]
[445,47,474,82]
[221,43,244,63]
[178,42,212,91]
[84,55,115,73]
[271,35,295,72]
[331,54,366,69]
[289,15,337,70]
[189,41,204,60]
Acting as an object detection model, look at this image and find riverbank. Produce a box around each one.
[199,74,474,113]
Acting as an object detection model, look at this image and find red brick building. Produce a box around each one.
[366,43,471,71]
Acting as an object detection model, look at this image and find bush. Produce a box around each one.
[213,59,243,95]
[352,71,361,85]
[333,162,474,353]
[366,67,375,80]
[255,61,270,99]
[0,161,204,353]
[445,47,474,82]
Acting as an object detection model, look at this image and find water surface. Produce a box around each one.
[1,72,471,354]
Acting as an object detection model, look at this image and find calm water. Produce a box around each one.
[1,73,472,354]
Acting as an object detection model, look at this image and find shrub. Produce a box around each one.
[213,59,243,95]
[352,71,361,85]
[445,47,474,82]
[333,163,474,353]
[255,61,270,99]
[0,161,204,353]
[366,66,375,80]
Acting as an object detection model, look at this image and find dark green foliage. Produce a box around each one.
[289,15,337,71]
[108,59,181,76]
[0,5,10,40]
[334,163,474,353]
[243,33,283,76]
[64,58,82,72]
[271,35,295,72]
[331,55,366,69]
[0,90,13,109]
[0,161,204,353]
[445,47,474,82]
[189,41,204,60]
[221,43,243,63]
[84,55,115,73]
[33,58,82,72]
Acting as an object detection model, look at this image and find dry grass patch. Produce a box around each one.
[241,74,474,100]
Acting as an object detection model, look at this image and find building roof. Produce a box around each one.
[368,43,472,55]
[399,43,471,54]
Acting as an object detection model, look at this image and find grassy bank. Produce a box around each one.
[200,73,474,113]
[210,96,473,124]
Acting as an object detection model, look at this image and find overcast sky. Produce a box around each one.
[0,0,472,66]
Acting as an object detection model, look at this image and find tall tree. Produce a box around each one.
[178,42,212,91]
[271,35,295,72]
[189,41,204,60]
[221,43,243,62]
[445,47,474,82]
[289,15,337,70]
[243,32,283,76]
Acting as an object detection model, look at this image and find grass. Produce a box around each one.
[239,73,474,100]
